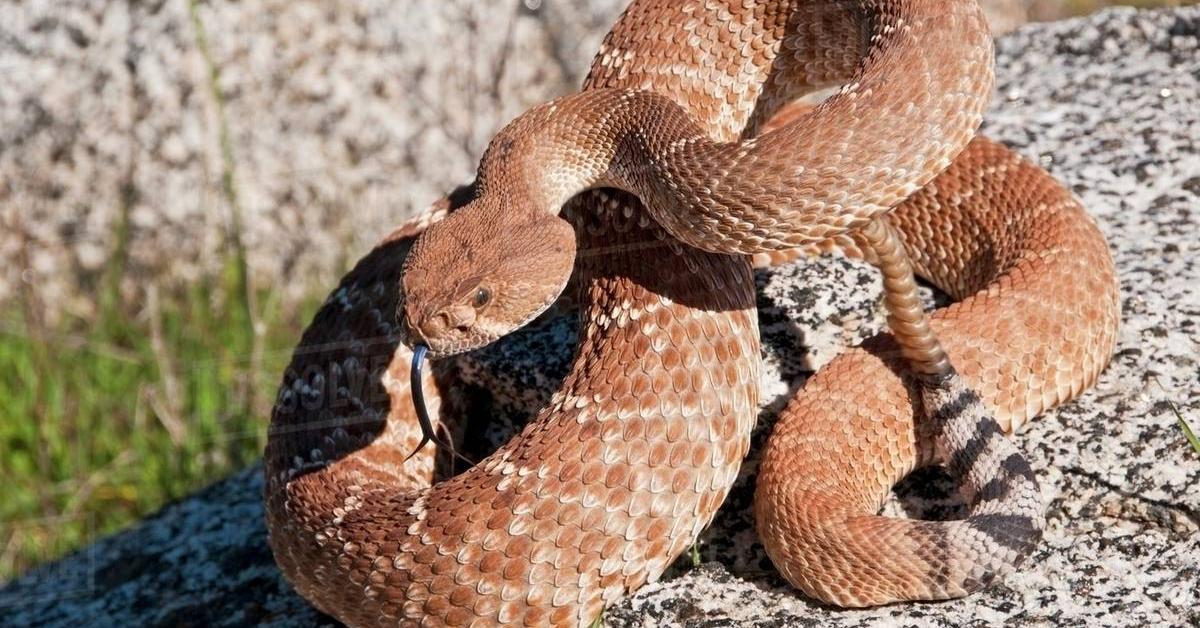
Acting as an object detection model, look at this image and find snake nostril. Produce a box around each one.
[404,312,442,345]
[441,305,477,332]
[415,313,446,340]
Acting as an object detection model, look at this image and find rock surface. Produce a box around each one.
[0,0,625,313]
[3,7,1199,628]
[0,0,1079,317]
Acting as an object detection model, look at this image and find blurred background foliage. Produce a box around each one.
[1,0,1196,583]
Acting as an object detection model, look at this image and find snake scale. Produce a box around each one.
[265,0,1120,625]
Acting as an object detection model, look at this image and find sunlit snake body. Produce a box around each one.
[265,1,1119,625]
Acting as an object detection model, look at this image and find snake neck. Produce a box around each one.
[469,88,697,216]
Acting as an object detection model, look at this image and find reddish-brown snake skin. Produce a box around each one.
[264,1,1120,625]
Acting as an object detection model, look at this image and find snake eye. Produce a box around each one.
[473,287,492,308]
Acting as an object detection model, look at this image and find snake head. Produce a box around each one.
[399,204,576,358]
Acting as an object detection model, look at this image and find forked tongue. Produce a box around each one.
[406,344,473,466]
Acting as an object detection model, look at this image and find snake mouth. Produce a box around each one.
[415,340,481,360]
[409,285,565,360]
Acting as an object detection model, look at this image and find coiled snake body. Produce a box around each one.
[265,1,1119,625]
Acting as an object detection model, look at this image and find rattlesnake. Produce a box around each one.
[265,1,1119,625]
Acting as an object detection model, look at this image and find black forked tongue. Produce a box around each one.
[406,344,473,467]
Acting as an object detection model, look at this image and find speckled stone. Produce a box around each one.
[0,0,626,315]
[1,8,1198,627]
[0,0,1073,317]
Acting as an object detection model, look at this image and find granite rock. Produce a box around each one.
[2,7,1199,628]
[0,0,626,315]
[0,0,1065,318]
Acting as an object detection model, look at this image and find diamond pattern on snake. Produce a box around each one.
[265,1,1119,625]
